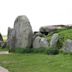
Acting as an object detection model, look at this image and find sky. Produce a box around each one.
[0,0,72,35]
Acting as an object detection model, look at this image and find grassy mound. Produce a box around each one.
[45,29,72,49]
[58,29,72,41]
[46,29,72,41]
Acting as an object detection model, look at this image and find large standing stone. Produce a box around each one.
[14,15,33,48]
[7,27,15,51]
[62,39,72,53]
[50,33,59,48]
[33,36,49,48]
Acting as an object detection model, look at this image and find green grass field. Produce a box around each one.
[0,53,72,72]
[0,29,72,72]
[0,47,8,51]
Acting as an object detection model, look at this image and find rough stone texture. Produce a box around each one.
[33,36,49,48]
[34,32,44,37]
[33,32,44,41]
[7,27,15,50]
[0,33,3,47]
[14,15,33,48]
[39,25,72,35]
[62,39,72,53]
[50,33,59,48]
[40,37,49,48]
[0,33,3,41]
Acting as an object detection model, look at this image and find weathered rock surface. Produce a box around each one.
[33,36,49,48]
[62,39,72,53]
[50,33,59,48]
[7,27,15,51]
[39,25,72,35]
[0,33,3,47]
[14,15,33,48]
[33,32,44,41]
[0,33,3,41]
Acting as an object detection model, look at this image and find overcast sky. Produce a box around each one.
[0,0,72,35]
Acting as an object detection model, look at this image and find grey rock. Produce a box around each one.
[0,33,3,47]
[33,32,44,41]
[39,25,58,35]
[39,25,72,35]
[62,39,72,53]
[7,27,15,51]
[40,37,49,48]
[50,33,59,48]
[0,33,3,41]
[14,15,33,48]
[33,36,49,48]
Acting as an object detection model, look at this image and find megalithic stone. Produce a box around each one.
[7,27,16,51]
[14,15,33,48]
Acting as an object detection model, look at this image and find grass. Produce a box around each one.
[45,28,68,41]
[0,29,72,72]
[0,53,72,72]
[58,29,72,41]
[0,47,8,51]
[0,48,8,51]
[15,48,49,54]
[47,29,72,40]
[45,29,72,48]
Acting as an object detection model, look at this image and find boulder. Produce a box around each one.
[7,27,15,51]
[33,32,44,41]
[34,32,44,37]
[33,36,49,48]
[14,15,33,48]
[50,33,59,48]
[62,39,72,53]
[0,33,3,47]
[39,25,72,35]
[0,33,3,41]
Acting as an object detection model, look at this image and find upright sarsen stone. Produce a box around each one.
[62,39,72,53]
[50,33,59,48]
[14,15,33,48]
[0,33,3,42]
[0,33,3,47]
[7,27,16,51]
